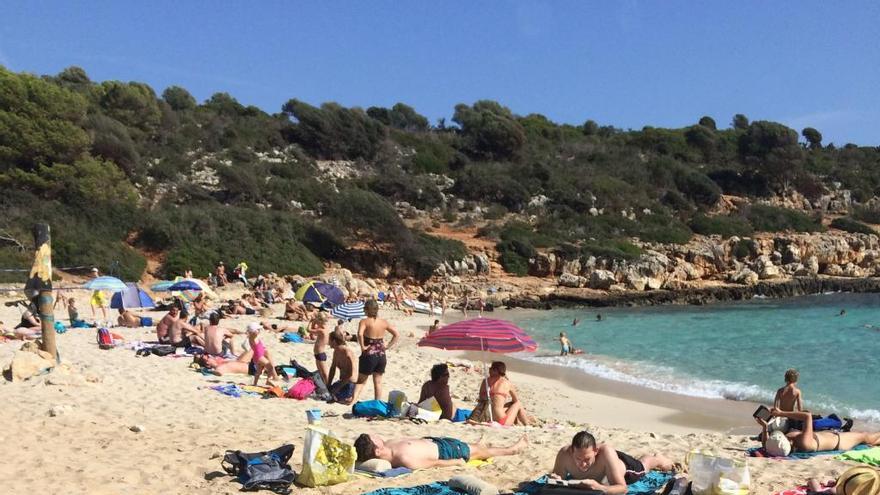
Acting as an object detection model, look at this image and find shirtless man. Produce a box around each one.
[327,330,358,403]
[551,431,674,494]
[354,433,528,470]
[757,408,880,456]
[202,312,235,356]
[419,363,454,420]
[157,306,200,346]
[347,299,399,405]
[117,308,141,328]
[309,313,332,385]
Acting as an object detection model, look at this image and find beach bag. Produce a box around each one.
[150,345,175,356]
[96,328,114,349]
[140,316,153,327]
[296,426,356,487]
[286,378,316,400]
[221,443,296,494]
[686,451,750,495]
[388,390,407,416]
[468,399,491,423]
[453,408,472,423]
[352,400,391,418]
[836,466,880,495]
[54,321,67,334]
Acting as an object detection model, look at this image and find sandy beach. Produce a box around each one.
[0,286,861,494]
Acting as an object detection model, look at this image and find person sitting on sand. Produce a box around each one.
[428,319,440,335]
[551,431,675,494]
[757,408,880,456]
[327,330,358,403]
[2,319,41,340]
[419,363,454,421]
[156,306,200,347]
[15,301,41,332]
[347,299,400,405]
[247,322,279,386]
[354,433,528,469]
[202,312,235,357]
[118,308,143,328]
[67,297,80,326]
[284,299,314,320]
[309,312,332,385]
[215,261,228,286]
[475,361,533,426]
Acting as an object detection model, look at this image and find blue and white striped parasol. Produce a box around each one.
[83,276,127,291]
[330,301,366,321]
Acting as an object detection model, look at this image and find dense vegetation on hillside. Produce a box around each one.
[1,65,879,282]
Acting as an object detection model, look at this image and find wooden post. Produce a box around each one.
[24,224,56,358]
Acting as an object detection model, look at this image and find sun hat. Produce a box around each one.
[836,466,880,495]
[765,431,792,457]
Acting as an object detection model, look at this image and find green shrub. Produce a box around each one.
[689,214,754,238]
[747,205,824,233]
[852,206,880,224]
[830,216,876,235]
[499,250,529,276]
[581,240,642,261]
[484,204,508,220]
[635,215,692,244]
[731,239,753,259]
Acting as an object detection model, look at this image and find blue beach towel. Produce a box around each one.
[360,474,674,495]
[281,332,304,343]
[749,443,870,459]
[211,384,261,398]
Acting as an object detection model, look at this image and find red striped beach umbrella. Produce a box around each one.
[417,318,537,353]
[418,318,537,423]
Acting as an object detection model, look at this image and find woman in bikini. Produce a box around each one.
[757,408,880,454]
[476,361,533,426]
[346,299,399,405]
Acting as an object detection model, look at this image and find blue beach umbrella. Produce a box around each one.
[331,301,366,321]
[168,280,202,292]
[150,280,176,292]
[83,276,127,291]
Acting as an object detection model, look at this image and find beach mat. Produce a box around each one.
[749,443,870,460]
[360,473,673,495]
[836,446,880,466]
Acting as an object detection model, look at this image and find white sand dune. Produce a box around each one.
[0,288,858,494]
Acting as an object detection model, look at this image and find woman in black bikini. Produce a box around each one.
[757,408,880,454]
[346,299,399,405]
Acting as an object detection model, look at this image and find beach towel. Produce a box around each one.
[221,444,296,493]
[771,481,835,495]
[360,475,666,495]
[212,384,261,398]
[281,332,304,343]
[837,446,880,466]
[750,443,870,460]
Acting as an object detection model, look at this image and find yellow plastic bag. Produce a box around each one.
[686,451,750,495]
[296,426,356,487]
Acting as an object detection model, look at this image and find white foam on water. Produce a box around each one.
[523,353,880,425]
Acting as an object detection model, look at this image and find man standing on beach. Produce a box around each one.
[551,431,674,494]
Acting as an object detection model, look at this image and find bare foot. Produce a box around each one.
[513,434,529,453]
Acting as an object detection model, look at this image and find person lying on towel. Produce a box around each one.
[354,433,528,469]
[757,408,880,456]
[550,431,674,495]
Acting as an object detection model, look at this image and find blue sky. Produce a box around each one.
[2,1,878,145]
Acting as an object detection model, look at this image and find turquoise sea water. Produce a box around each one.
[510,293,880,423]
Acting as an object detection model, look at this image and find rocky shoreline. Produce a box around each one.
[505,275,880,309]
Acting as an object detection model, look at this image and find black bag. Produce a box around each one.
[221,444,296,493]
[150,345,175,356]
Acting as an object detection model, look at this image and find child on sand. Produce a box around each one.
[247,322,279,386]
[67,297,80,325]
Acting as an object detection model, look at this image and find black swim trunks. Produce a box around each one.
[358,337,387,375]
[616,451,645,484]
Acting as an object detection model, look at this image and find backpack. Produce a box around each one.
[96,328,114,349]
[150,345,175,356]
[286,378,316,400]
[352,400,392,418]
[221,444,296,494]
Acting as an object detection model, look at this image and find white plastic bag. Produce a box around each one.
[296,426,356,487]
[686,451,750,495]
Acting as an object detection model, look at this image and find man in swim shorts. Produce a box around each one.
[354,433,528,469]
[551,431,674,494]
[327,330,357,402]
